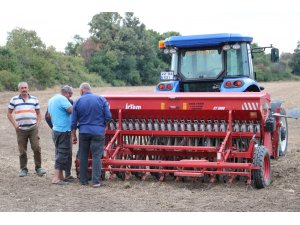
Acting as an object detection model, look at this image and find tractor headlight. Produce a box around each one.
[232,43,241,50]
[222,44,231,51]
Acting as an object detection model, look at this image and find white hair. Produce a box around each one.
[61,85,73,94]
[79,82,91,91]
[18,82,28,89]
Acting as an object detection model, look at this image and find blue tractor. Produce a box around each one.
[156,33,279,92]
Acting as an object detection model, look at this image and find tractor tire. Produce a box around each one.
[278,108,288,156]
[253,146,272,189]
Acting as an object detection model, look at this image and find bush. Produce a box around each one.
[0,70,21,91]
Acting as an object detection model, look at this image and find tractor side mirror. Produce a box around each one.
[271,48,279,63]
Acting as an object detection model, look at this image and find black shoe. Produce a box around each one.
[64,176,76,182]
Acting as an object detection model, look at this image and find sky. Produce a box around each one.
[0,0,300,54]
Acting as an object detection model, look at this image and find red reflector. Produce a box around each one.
[233,80,243,87]
[159,84,165,90]
[225,81,231,87]
[166,83,173,90]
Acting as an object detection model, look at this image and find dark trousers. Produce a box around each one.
[52,130,72,171]
[79,133,105,185]
[16,126,42,171]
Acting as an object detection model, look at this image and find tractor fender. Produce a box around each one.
[270,100,284,114]
[220,78,260,92]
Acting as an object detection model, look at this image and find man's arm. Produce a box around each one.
[7,109,18,130]
[71,102,77,144]
[35,109,41,127]
[67,106,73,113]
[71,129,77,144]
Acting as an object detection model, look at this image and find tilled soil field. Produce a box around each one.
[0,82,299,212]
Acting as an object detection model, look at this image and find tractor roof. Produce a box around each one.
[164,33,253,48]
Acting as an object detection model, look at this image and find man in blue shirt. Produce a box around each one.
[48,85,73,185]
[71,83,112,187]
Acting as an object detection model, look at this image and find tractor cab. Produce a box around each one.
[156,33,278,92]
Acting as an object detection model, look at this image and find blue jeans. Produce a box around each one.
[79,133,105,185]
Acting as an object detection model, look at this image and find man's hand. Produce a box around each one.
[72,135,77,144]
[71,129,77,144]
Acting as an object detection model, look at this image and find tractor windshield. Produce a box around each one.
[179,49,222,80]
[176,43,253,80]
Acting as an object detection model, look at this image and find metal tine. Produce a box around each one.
[109,120,115,130]
[141,119,148,145]
[128,119,135,144]
[200,120,206,146]
[193,119,199,146]
[213,120,220,147]
[245,120,255,149]
[220,120,227,132]
[122,119,128,130]
[115,119,119,129]
[147,119,154,145]
[147,119,153,131]
[160,119,166,131]
[206,120,212,146]
[240,120,247,150]
[153,119,160,145]
[122,119,128,143]
[255,121,261,134]
[135,119,140,130]
[187,119,193,146]
[154,119,159,131]
[167,119,173,131]
[233,120,240,150]
[248,120,254,133]
[160,119,167,145]
[141,119,147,130]
[255,121,261,143]
[179,119,186,145]
[233,120,240,132]
[173,119,179,146]
[180,119,185,131]
[128,119,134,130]
[173,119,179,131]
[134,119,141,145]
[167,119,173,145]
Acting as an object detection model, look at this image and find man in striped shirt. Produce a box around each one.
[7,82,47,177]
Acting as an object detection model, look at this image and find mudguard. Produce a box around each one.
[220,77,261,92]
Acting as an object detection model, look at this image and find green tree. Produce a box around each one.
[87,12,169,86]
[65,35,84,56]
[6,28,46,50]
[289,41,300,75]
[0,47,19,73]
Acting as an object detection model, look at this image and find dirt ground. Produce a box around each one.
[0,82,299,212]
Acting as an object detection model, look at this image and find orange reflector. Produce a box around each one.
[225,81,231,87]
[250,112,257,119]
[161,102,165,110]
[233,80,243,87]
[183,103,187,110]
[159,40,165,49]
[158,84,165,90]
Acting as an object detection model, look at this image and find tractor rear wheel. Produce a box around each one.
[253,146,272,189]
[278,108,288,156]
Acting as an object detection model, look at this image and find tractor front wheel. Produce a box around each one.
[253,146,272,189]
